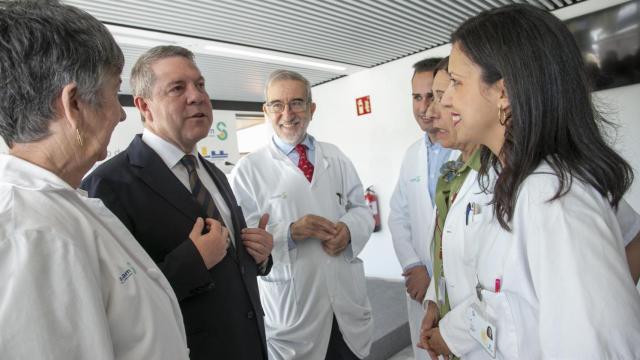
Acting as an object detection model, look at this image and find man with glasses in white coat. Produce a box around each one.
[231,69,374,359]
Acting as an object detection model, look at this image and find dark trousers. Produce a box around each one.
[325,315,360,360]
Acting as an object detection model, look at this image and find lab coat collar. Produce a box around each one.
[271,134,315,156]
[0,154,81,194]
[268,134,327,185]
[452,151,493,208]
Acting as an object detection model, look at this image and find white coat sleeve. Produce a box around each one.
[438,296,481,357]
[0,230,114,359]
[338,156,374,260]
[617,198,640,247]
[230,160,294,265]
[516,182,640,357]
[388,159,422,270]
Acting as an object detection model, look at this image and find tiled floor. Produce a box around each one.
[387,345,414,360]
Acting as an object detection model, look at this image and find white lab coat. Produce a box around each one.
[0,154,189,359]
[231,139,374,360]
[617,199,640,247]
[388,137,458,360]
[432,162,640,359]
[423,168,502,359]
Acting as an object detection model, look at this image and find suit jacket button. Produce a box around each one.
[247,310,254,319]
[240,266,245,275]
[207,282,215,290]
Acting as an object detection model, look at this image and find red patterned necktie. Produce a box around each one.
[295,143,314,182]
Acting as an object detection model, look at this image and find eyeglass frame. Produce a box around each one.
[264,98,309,114]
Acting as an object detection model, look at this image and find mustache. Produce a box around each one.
[279,116,303,125]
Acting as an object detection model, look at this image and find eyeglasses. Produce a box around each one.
[265,99,308,114]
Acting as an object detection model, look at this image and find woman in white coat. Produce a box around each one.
[426,4,640,359]
[420,58,640,360]
[0,3,188,359]
[416,57,495,359]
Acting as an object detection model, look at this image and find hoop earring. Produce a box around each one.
[76,128,84,147]
[498,106,507,126]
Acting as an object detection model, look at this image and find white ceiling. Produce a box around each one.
[65,0,584,103]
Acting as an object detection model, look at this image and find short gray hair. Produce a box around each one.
[264,70,313,102]
[130,45,195,99]
[0,0,124,147]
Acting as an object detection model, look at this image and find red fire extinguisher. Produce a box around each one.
[364,186,381,232]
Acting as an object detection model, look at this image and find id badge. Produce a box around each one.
[467,302,496,358]
[437,276,447,308]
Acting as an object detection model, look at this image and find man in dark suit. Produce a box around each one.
[81,45,272,360]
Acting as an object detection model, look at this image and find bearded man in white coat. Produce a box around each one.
[388,58,457,360]
[231,70,374,360]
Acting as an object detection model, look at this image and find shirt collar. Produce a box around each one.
[424,133,442,151]
[458,148,482,173]
[272,134,315,156]
[142,128,199,169]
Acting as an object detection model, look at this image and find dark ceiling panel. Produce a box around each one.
[64,0,584,102]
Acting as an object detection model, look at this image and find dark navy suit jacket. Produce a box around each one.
[81,134,270,360]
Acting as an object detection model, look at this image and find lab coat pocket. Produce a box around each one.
[348,258,369,305]
[259,263,298,327]
[481,290,519,359]
[462,210,492,268]
[266,193,294,223]
[261,261,293,283]
[333,190,347,219]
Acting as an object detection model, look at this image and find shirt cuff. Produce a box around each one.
[258,259,269,274]
[403,262,424,273]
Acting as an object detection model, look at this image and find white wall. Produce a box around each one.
[237,113,272,155]
[95,107,239,174]
[310,51,640,281]
[594,83,640,212]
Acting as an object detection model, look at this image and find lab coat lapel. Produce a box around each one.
[310,142,330,187]
[417,143,432,207]
[453,169,478,208]
[268,140,318,184]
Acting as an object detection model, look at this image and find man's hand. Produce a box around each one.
[190,217,229,269]
[425,327,452,358]
[322,221,350,256]
[403,265,430,303]
[418,300,439,359]
[290,214,337,242]
[241,213,273,265]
